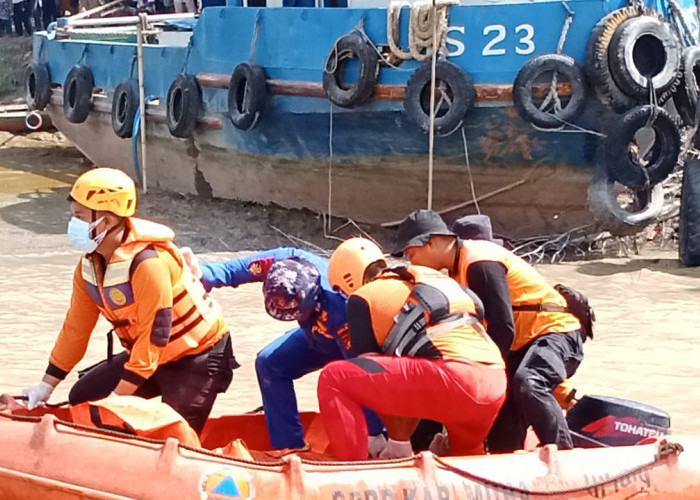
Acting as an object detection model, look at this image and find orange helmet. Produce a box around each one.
[70,167,137,217]
[328,237,386,296]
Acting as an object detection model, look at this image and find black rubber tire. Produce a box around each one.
[604,105,680,189]
[608,16,681,98]
[111,79,139,138]
[680,159,700,266]
[25,62,51,111]
[166,73,201,138]
[672,46,700,126]
[404,60,476,136]
[63,65,94,124]
[513,53,587,129]
[228,62,267,131]
[323,33,379,108]
[588,164,664,236]
[585,7,654,113]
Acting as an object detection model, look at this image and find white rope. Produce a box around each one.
[327,102,334,234]
[460,126,480,214]
[387,0,457,62]
[387,1,412,60]
[667,0,699,46]
[427,1,438,209]
[539,6,573,116]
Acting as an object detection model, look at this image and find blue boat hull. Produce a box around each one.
[33,0,698,236]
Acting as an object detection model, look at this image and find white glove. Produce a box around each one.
[22,381,55,410]
[368,433,387,458]
[179,246,202,280]
[379,438,413,458]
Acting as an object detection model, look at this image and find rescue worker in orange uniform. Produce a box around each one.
[392,210,585,451]
[317,237,507,460]
[21,167,237,433]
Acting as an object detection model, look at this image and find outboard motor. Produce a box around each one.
[566,395,671,447]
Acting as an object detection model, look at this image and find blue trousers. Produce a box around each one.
[256,327,383,449]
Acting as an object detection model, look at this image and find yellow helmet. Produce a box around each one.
[328,237,386,296]
[70,167,137,217]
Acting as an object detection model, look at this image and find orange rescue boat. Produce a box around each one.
[0,394,699,500]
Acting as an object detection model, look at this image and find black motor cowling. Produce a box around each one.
[566,395,670,447]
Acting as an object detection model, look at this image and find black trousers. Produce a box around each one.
[69,334,238,433]
[12,0,32,35]
[487,330,583,452]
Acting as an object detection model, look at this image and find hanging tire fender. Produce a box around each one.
[512,53,587,129]
[608,15,681,98]
[228,62,267,131]
[672,46,700,126]
[585,6,655,113]
[403,60,476,136]
[111,79,139,138]
[166,73,201,138]
[323,33,380,108]
[25,62,51,111]
[587,165,664,236]
[680,159,700,266]
[603,105,680,189]
[63,64,94,124]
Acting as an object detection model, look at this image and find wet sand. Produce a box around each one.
[1,132,699,436]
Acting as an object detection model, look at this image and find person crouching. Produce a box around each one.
[317,237,507,460]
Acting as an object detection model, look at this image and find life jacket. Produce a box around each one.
[454,240,581,351]
[354,265,504,365]
[70,396,201,447]
[80,218,225,364]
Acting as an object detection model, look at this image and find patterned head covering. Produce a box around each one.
[263,257,321,321]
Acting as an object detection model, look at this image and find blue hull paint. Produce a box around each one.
[34,0,699,234]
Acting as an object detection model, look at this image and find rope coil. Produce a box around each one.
[387,0,457,61]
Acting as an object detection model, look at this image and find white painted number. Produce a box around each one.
[446,26,466,57]
[482,25,506,56]
[515,23,535,55]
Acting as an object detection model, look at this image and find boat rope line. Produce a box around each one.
[180,42,193,74]
[249,13,262,62]
[431,440,685,496]
[130,55,137,79]
[131,95,156,186]
[78,44,89,66]
[538,3,573,120]
[426,0,439,210]
[667,0,698,46]
[460,126,480,214]
[327,101,334,233]
[325,18,368,75]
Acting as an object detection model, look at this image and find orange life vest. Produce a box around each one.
[70,396,201,447]
[353,265,504,365]
[80,219,226,361]
[454,240,581,351]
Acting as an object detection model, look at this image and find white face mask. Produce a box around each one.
[67,216,106,253]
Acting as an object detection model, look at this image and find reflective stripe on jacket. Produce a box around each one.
[454,240,580,351]
[353,265,504,365]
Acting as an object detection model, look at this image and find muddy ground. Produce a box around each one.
[1,131,699,438]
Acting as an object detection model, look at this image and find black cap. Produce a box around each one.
[392,209,455,256]
[450,214,503,246]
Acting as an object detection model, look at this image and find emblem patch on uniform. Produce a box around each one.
[200,469,255,499]
[248,257,274,277]
[109,288,128,306]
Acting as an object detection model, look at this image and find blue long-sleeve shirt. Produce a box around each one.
[200,247,351,353]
